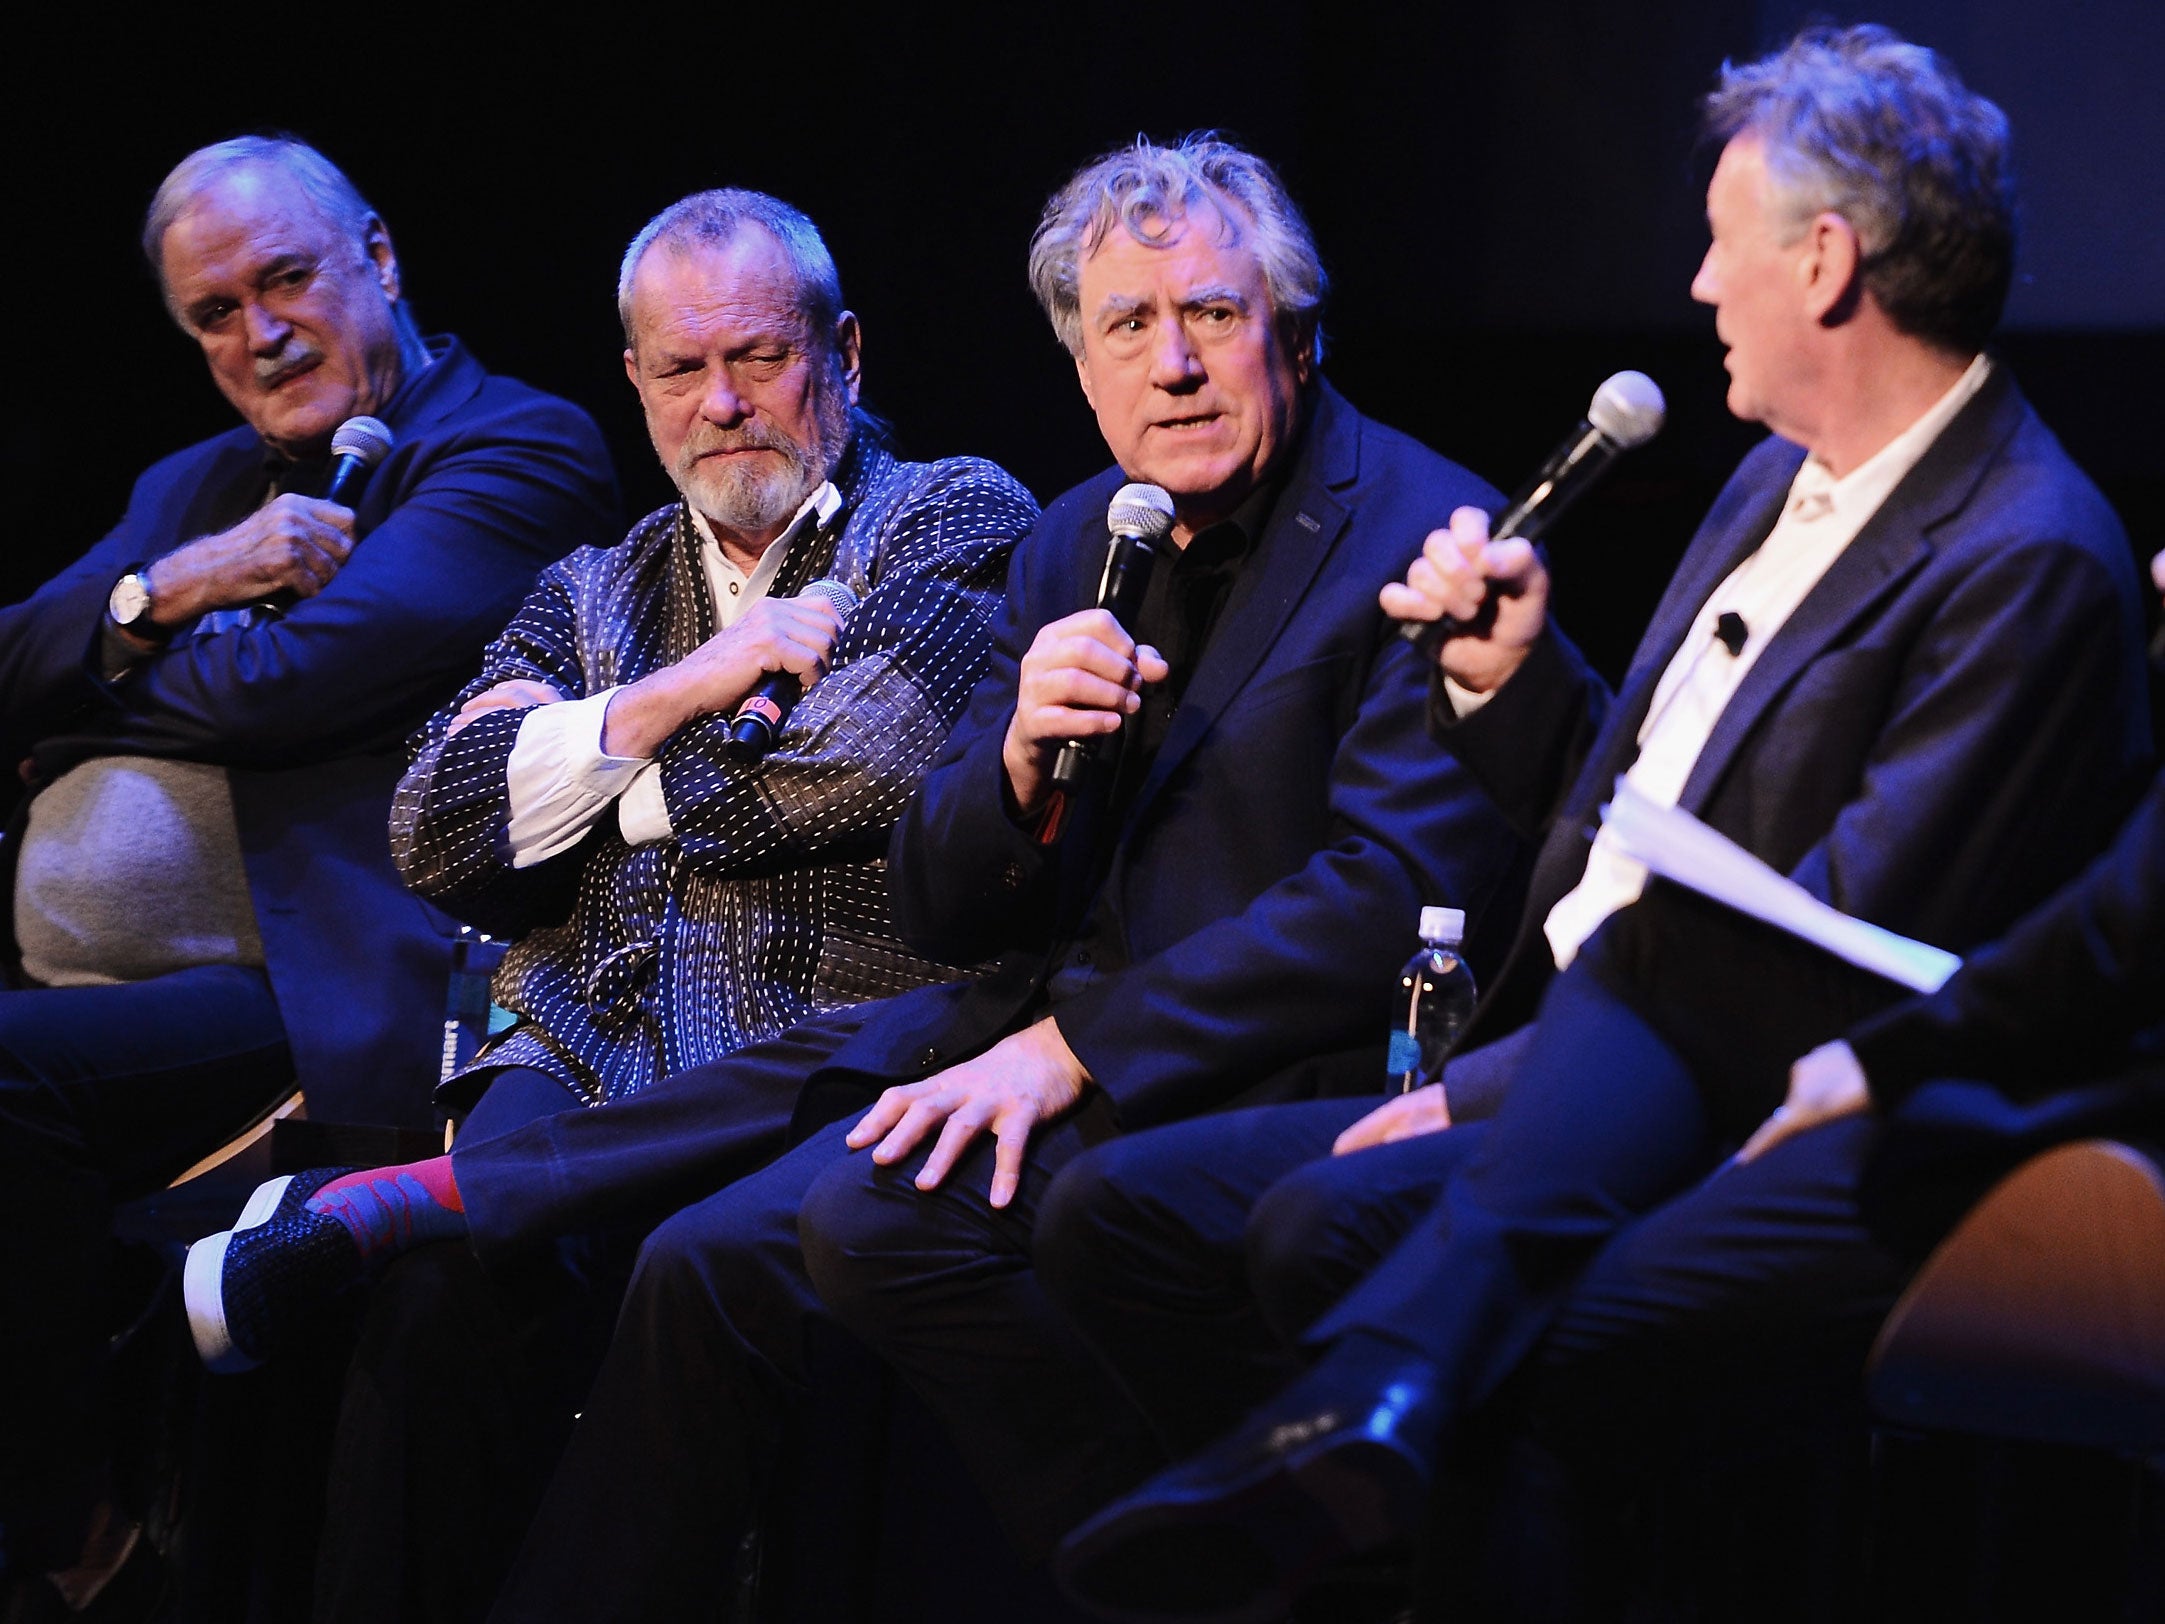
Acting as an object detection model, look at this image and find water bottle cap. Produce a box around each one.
[1419,906,1464,945]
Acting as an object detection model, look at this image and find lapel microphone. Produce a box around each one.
[1714,611,1749,655]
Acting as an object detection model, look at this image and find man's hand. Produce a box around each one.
[142,496,359,624]
[446,678,568,737]
[600,594,841,759]
[1001,608,1170,814]
[1378,505,1549,695]
[1737,1040,1873,1163]
[844,1017,1092,1208]
[1332,1082,1452,1156]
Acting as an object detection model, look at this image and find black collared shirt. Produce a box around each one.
[1042,477,1280,1007]
[1104,480,1274,817]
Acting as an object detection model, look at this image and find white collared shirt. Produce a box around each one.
[500,481,843,867]
[1540,353,1993,968]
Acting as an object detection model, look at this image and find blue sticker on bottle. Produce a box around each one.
[1386,1030,1423,1074]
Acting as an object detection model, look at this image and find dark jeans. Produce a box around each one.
[0,964,292,1570]
[314,1066,621,1624]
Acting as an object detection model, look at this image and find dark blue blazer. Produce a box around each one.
[1851,765,2165,1108]
[1441,364,2152,1090]
[796,380,1530,1133]
[0,338,621,1125]
[1844,762,2165,1252]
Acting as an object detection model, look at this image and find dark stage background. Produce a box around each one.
[8,1,2164,689]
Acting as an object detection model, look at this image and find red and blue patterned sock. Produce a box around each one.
[304,1157,467,1263]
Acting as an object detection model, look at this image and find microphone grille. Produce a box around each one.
[331,415,396,466]
[800,577,860,618]
[1587,372,1666,449]
[1107,482,1176,540]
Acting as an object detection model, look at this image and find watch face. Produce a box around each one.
[109,573,152,626]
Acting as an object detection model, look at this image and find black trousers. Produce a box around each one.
[314,1067,621,1624]
[1037,896,1918,1466]
[482,1066,1151,1624]
[0,964,292,1570]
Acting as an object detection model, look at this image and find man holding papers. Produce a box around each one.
[1041,26,2153,1620]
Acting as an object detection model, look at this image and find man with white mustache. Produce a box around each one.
[0,134,619,1613]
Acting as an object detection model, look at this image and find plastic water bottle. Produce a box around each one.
[1387,906,1477,1094]
[440,925,510,1082]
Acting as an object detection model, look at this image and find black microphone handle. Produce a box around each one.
[1050,533,1160,790]
[245,453,375,617]
[323,451,371,509]
[722,670,804,763]
[1395,421,1618,648]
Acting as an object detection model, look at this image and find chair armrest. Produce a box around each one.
[1867,1139,2165,1456]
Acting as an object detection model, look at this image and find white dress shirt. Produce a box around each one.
[500,482,844,868]
[1540,353,1993,968]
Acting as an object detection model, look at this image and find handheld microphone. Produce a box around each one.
[722,577,860,763]
[1397,370,1665,645]
[246,415,397,618]
[324,415,395,507]
[1050,483,1177,791]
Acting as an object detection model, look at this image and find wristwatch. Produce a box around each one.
[107,569,160,635]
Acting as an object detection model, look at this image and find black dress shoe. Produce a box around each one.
[0,1532,170,1624]
[1056,1347,1446,1623]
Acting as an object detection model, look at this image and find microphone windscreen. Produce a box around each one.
[330,415,396,467]
[1587,372,1666,449]
[1107,482,1176,540]
[799,577,859,619]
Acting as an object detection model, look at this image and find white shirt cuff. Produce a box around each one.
[1441,673,1499,718]
[503,689,648,868]
[616,762,673,845]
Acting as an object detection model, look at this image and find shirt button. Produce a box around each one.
[1074,947,1093,966]
[728,582,741,595]
[1001,862,1025,890]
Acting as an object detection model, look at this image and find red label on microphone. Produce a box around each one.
[737,696,785,728]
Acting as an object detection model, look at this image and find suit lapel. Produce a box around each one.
[173,434,274,548]
[1677,364,2027,811]
[1122,385,1360,825]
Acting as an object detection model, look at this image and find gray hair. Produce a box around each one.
[1706,23,2017,354]
[1028,133,1328,362]
[143,136,380,303]
[617,190,845,350]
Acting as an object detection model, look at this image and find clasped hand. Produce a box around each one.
[600,593,842,759]
[1001,608,1168,813]
[845,1017,1092,1208]
[1331,1082,1452,1156]
[146,495,357,623]
[1377,505,1549,695]
[447,678,568,737]
[1736,1040,1872,1163]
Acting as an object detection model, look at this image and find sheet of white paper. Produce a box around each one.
[1600,779,1962,994]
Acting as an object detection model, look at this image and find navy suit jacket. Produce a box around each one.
[1439,364,2151,1108]
[1850,765,2165,1107]
[794,381,1530,1134]
[0,337,621,1125]
[1843,763,2165,1251]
